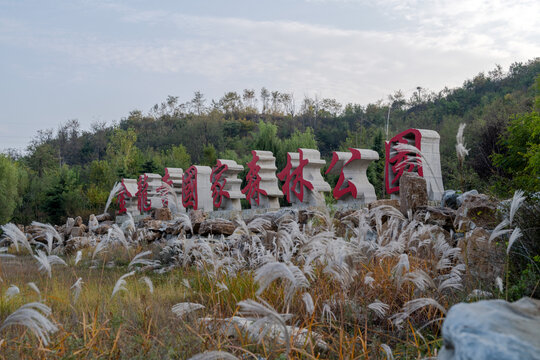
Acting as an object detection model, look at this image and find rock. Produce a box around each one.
[94,223,111,235]
[199,219,236,236]
[140,230,161,243]
[75,216,83,227]
[70,226,85,238]
[439,297,540,360]
[143,220,164,232]
[64,236,93,254]
[96,213,113,222]
[414,206,455,231]
[441,190,459,209]
[457,227,505,281]
[399,172,428,216]
[65,217,75,234]
[333,209,357,237]
[456,189,479,208]
[154,208,172,221]
[189,210,207,234]
[368,199,400,210]
[88,214,99,232]
[454,194,498,231]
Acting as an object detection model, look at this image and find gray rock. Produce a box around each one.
[441,190,458,209]
[439,297,540,360]
[456,190,478,208]
[399,172,428,216]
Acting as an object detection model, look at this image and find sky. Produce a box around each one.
[1,0,539,152]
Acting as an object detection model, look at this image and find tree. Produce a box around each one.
[492,110,540,194]
[191,91,206,115]
[106,128,140,177]
[0,155,21,224]
[202,144,217,167]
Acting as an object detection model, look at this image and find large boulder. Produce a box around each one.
[439,297,540,360]
[368,199,400,211]
[454,193,498,232]
[95,213,113,222]
[154,208,172,221]
[414,206,455,232]
[457,227,505,281]
[199,219,236,236]
[399,172,428,216]
[189,210,207,234]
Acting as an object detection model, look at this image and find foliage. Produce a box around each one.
[0,155,23,224]
[492,109,540,195]
[4,59,540,224]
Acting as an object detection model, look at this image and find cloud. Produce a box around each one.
[1,0,538,106]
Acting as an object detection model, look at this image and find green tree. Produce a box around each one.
[41,165,87,224]
[202,144,218,167]
[492,110,540,194]
[106,127,140,177]
[0,155,21,224]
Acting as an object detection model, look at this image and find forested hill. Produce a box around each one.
[1,59,539,225]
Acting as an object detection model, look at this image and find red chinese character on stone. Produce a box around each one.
[326,148,362,200]
[277,151,313,203]
[182,166,198,210]
[117,185,129,214]
[385,129,423,194]
[136,174,151,212]
[210,161,230,208]
[158,168,174,207]
[241,152,267,206]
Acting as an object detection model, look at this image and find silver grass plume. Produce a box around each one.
[455,123,469,163]
[171,302,205,318]
[121,213,136,238]
[254,261,309,304]
[391,298,446,326]
[1,223,32,253]
[509,190,525,225]
[0,302,58,346]
[237,299,291,356]
[380,343,394,360]
[34,250,67,278]
[188,351,239,360]
[466,289,492,300]
[301,292,315,315]
[489,219,511,243]
[71,277,83,303]
[30,222,63,252]
[128,250,160,269]
[111,271,135,298]
[103,181,122,214]
[5,285,20,300]
[140,276,154,294]
[364,274,375,288]
[506,227,522,254]
[496,276,504,292]
[368,300,389,318]
[74,250,82,265]
[27,282,41,297]
[0,247,15,258]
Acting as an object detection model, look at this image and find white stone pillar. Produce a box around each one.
[182,165,213,212]
[385,128,444,201]
[326,148,379,206]
[211,159,245,211]
[242,150,283,209]
[278,148,330,207]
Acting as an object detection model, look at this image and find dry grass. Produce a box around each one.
[0,203,510,359]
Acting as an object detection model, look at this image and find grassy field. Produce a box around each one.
[0,203,517,359]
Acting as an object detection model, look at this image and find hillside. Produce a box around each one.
[1,58,539,224]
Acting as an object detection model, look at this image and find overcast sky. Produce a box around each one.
[1,0,539,151]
